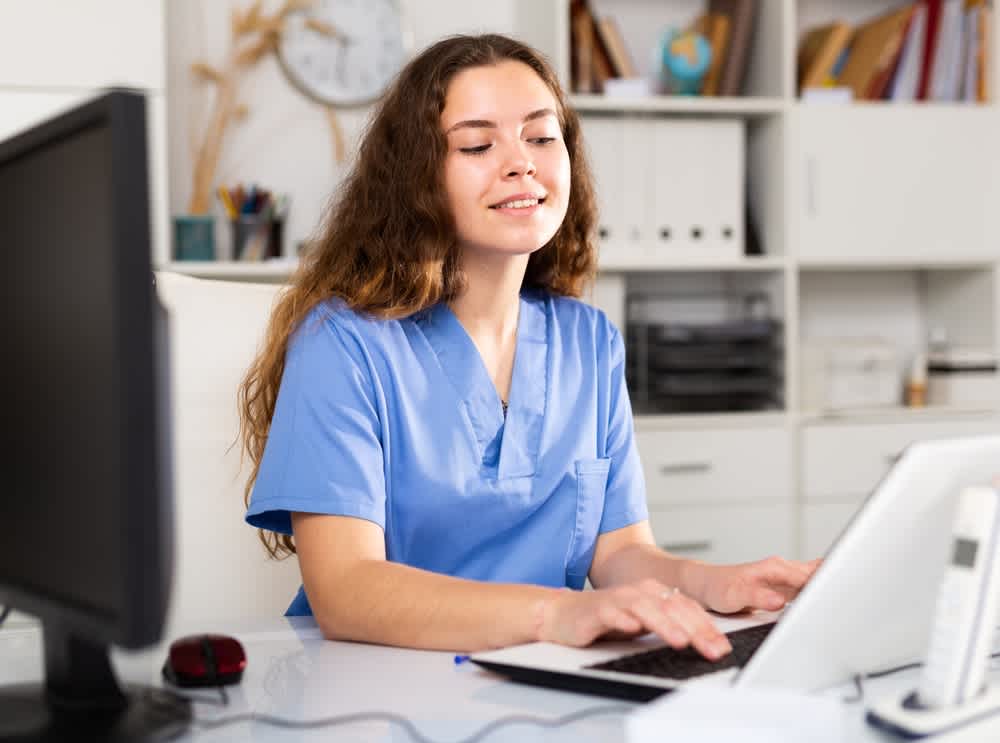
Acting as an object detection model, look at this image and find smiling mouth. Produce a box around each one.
[489,197,546,209]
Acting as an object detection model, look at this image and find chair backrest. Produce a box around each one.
[154,272,300,632]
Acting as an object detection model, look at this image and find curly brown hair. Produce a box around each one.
[238,33,598,559]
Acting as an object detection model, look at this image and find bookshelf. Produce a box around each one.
[513,0,1000,562]
[163,1,999,561]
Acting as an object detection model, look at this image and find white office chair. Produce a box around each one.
[154,272,300,632]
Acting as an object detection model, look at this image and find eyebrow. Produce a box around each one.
[444,108,558,135]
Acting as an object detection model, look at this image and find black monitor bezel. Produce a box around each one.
[0,89,169,649]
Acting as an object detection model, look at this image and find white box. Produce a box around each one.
[927,372,999,407]
[801,340,902,412]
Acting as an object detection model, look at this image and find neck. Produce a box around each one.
[448,250,528,342]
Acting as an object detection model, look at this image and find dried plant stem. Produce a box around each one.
[325,106,346,164]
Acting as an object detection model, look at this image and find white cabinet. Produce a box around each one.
[638,427,790,506]
[649,504,795,564]
[800,500,864,559]
[801,417,1000,500]
[797,107,1000,263]
[799,415,1000,559]
[637,425,794,562]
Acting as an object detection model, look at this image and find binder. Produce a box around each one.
[650,118,745,262]
[581,115,629,265]
[583,117,745,267]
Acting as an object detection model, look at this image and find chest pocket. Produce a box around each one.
[564,458,611,589]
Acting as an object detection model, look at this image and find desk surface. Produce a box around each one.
[2,617,999,742]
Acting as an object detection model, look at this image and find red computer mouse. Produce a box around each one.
[162,634,247,688]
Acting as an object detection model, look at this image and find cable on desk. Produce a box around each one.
[842,650,1000,705]
[181,701,631,743]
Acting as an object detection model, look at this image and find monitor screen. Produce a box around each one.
[0,90,189,741]
[2,120,124,618]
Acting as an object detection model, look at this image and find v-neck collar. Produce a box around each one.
[416,292,548,480]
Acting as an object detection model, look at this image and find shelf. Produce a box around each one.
[796,405,999,426]
[158,261,297,281]
[634,411,789,431]
[570,94,785,117]
[600,256,788,273]
[796,256,999,271]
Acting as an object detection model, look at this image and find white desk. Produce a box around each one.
[2,617,1000,742]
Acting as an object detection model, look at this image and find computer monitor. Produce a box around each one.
[0,90,190,740]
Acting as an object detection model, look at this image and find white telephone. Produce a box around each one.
[918,485,1000,708]
[867,485,1000,737]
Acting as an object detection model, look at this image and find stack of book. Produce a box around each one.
[798,0,992,102]
[569,0,758,96]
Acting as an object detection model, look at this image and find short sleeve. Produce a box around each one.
[245,308,387,536]
[598,322,649,534]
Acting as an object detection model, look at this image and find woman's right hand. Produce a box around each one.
[534,578,733,661]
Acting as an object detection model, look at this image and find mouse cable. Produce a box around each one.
[175,699,631,743]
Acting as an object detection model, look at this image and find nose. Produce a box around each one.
[501,141,536,179]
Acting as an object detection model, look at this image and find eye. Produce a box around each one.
[459,144,491,155]
[529,137,557,145]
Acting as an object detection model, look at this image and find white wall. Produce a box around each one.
[0,0,170,266]
[165,0,522,261]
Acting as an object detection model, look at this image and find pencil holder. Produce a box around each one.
[231,215,284,261]
[172,215,216,261]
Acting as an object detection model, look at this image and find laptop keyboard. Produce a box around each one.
[586,621,777,681]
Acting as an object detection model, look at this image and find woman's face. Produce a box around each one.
[441,61,571,260]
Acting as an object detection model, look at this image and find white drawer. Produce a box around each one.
[648,504,794,565]
[802,418,1000,499]
[637,427,791,506]
[800,500,865,560]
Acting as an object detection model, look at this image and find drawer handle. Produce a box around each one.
[660,540,713,554]
[659,462,712,475]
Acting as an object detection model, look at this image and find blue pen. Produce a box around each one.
[242,184,258,214]
[454,654,470,665]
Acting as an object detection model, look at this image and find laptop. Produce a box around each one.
[471,434,1000,701]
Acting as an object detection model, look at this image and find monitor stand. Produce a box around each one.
[0,623,191,742]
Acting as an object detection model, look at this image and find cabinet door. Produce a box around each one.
[648,504,794,564]
[798,107,1000,261]
[637,426,791,506]
[802,417,1000,500]
[800,500,865,559]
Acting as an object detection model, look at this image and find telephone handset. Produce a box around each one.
[867,485,1000,738]
[918,485,1000,708]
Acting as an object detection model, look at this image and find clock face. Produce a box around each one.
[278,0,407,106]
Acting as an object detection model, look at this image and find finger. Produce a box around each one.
[751,586,787,611]
[626,595,691,649]
[635,582,733,660]
[755,558,813,589]
[663,593,732,660]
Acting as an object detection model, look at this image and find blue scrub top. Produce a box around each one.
[245,289,648,616]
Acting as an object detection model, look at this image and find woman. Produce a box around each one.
[240,34,818,659]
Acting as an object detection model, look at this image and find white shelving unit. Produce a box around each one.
[163,0,1000,561]
[525,0,1000,561]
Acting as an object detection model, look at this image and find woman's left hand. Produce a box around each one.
[690,557,822,614]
